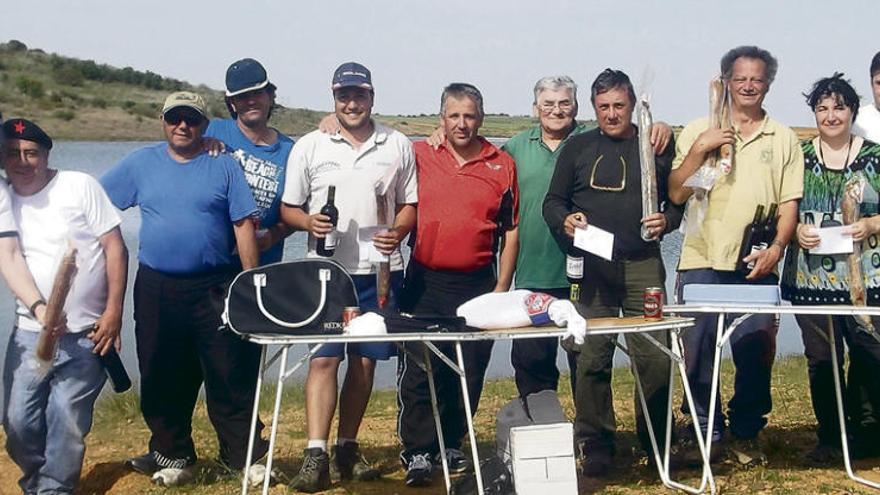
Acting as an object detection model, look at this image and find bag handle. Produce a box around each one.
[253,268,331,328]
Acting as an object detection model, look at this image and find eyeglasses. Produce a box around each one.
[589,154,626,192]
[163,112,205,127]
[538,100,574,113]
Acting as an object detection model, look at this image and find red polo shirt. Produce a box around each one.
[412,138,519,271]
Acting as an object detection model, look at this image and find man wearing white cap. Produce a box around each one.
[101,92,267,486]
[206,58,294,265]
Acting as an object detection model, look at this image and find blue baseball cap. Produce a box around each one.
[225,58,275,97]
[332,62,373,90]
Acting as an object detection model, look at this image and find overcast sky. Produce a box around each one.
[4,0,878,127]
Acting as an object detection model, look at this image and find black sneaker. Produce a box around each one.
[330,441,380,481]
[125,451,194,476]
[727,436,767,468]
[435,448,470,474]
[289,448,330,493]
[580,447,613,478]
[805,443,842,465]
[404,452,433,487]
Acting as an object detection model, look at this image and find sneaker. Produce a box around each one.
[579,444,613,478]
[404,452,433,487]
[152,466,195,486]
[727,436,767,468]
[289,448,331,493]
[435,448,470,474]
[125,451,194,476]
[805,443,842,465]
[330,441,380,481]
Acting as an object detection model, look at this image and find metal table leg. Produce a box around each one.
[828,315,880,489]
[454,341,485,495]
[424,344,452,492]
[241,345,267,494]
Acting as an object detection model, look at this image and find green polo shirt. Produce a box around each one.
[503,123,590,289]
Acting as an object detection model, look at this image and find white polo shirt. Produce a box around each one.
[854,104,880,143]
[282,123,417,274]
[0,181,16,235]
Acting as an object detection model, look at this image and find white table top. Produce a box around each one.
[240,316,694,345]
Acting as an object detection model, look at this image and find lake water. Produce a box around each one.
[0,140,803,405]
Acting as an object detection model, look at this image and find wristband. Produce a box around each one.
[29,299,46,317]
[771,239,786,250]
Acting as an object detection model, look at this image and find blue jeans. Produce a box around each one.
[677,269,779,441]
[3,329,106,494]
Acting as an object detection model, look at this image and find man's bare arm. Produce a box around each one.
[90,227,128,355]
[495,227,519,292]
[234,218,259,270]
[0,236,46,322]
[668,128,735,205]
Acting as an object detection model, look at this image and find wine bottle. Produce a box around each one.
[762,203,778,246]
[736,204,765,274]
[566,248,584,302]
[99,347,132,393]
[316,186,339,257]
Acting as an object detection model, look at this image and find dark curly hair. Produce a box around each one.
[803,72,860,122]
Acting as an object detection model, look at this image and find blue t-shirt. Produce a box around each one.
[100,143,257,274]
[206,119,294,264]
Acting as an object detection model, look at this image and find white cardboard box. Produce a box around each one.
[509,422,577,495]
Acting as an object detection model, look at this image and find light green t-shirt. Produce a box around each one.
[674,115,804,271]
[503,123,590,289]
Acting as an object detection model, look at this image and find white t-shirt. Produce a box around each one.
[282,123,418,274]
[0,181,16,235]
[12,171,121,333]
[854,104,880,143]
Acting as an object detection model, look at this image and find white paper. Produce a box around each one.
[358,226,390,263]
[811,226,854,255]
[573,225,614,261]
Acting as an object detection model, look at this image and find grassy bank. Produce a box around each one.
[1,355,878,494]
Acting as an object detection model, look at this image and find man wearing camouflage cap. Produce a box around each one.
[101,92,268,486]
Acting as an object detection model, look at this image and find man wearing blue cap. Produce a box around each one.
[281,62,417,492]
[206,58,294,266]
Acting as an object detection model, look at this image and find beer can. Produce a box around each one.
[644,287,664,321]
[342,306,361,326]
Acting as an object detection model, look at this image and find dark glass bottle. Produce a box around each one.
[316,186,339,257]
[736,204,765,274]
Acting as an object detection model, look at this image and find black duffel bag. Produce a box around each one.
[223,259,358,336]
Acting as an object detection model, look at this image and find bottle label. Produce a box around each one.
[324,230,338,249]
[566,255,584,279]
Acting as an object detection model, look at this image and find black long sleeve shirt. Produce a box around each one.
[542,126,682,258]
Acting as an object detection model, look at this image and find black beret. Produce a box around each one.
[1,119,53,150]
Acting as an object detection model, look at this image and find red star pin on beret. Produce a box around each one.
[13,121,25,134]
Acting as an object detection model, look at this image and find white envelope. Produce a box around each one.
[811,226,854,255]
[573,225,615,261]
[358,226,391,263]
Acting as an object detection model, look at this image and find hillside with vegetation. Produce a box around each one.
[0,40,547,141]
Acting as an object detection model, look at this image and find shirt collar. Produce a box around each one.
[329,120,387,146]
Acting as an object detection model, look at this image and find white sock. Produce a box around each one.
[336,437,356,447]
[307,439,328,452]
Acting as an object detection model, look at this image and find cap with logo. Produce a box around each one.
[225,58,275,97]
[332,62,373,90]
[1,118,53,150]
[162,91,208,117]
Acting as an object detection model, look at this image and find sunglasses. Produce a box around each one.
[163,111,205,127]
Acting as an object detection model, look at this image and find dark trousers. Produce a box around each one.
[574,252,672,454]
[397,262,496,458]
[677,268,778,441]
[511,286,578,397]
[797,313,880,447]
[133,264,268,468]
